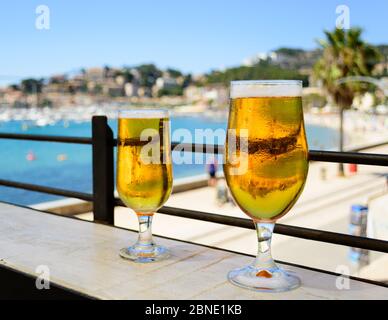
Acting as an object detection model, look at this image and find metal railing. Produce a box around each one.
[0,115,388,255]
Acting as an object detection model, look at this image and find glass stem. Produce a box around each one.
[136,214,154,247]
[253,222,277,270]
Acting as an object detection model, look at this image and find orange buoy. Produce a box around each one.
[26,151,36,161]
[349,163,358,174]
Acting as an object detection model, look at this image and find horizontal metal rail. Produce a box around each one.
[0,133,92,145]
[309,150,388,167]
[0,179,93,202]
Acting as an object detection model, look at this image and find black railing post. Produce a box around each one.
[92,116,114,225]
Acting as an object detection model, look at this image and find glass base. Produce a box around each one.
[228,265,301,293]
[119,243,170,263]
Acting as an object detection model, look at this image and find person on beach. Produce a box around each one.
[216,179,228,206]
[206,157,218,187]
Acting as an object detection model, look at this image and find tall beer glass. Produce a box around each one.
[224,80,309,291]
[117,109,173,263]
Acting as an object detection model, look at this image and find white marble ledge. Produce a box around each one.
[0,202,387,300]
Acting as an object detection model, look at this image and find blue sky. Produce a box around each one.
[0,0,387,85]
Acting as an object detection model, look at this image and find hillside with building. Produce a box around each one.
[0,45,387,111]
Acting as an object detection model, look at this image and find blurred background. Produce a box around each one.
[0,0,387,282]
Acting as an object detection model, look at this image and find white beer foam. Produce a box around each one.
[118,109,170,119]
[230,80,302,98]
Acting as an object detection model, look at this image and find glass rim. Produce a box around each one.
[118,108,170,119]
[230,80,302,86]
[230,80,303,98]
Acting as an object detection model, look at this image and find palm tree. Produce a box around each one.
[314,28,382,176]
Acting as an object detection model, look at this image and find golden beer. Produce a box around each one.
[117,110,172,262]
[117,117,173,214]
[224,81,308,292]
[224,96,308,222]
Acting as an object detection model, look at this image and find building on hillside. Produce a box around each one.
[137,87,152,98]
[152,77,179,96]
[103,67,120,79]
[49,74,67,84]
[124,83,139,97]
[42,83,66,94]
[67,77,87,93]
[374,62,388,76]
[115,75,126,86]
[155,77,178,89]
[84,68,105,83]
[203,85,229,106]
[184,85,228,107]
[130,68,142,82]
[242,52,278,66]
[102,80,124,97]
[2,88,25,107]
[184,85,204,102]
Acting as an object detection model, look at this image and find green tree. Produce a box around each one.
[136,64,162,88]
[94,84,103,95]
[376,45,388,77]
[157,87,183,97]
[120,68,134,83]
[21,78,44,94]
[166,68,182,78]
[313,28,382,176]
[21,78,44,107]
[103,65,111,78]
[275,48,305,56]
[182,74,192,88]
[8,84,20,91]
[303,93,327,110]
[205,61,308,86]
